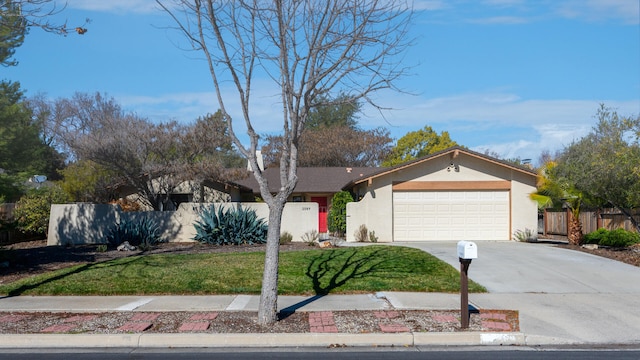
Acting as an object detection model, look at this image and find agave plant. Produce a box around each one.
[193,206,267,245]
[106,217,161,249]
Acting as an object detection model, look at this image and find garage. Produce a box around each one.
[393,190,510,241]
[344,146,538,243]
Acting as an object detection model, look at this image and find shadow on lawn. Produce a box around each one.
[279,247,391,319]
[0,256,144,298]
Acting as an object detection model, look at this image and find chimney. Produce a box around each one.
[247,150,265,171]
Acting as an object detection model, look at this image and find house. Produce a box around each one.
[115,179,254,211]
[343,146,538,242]
[107,146,538,242]
[236,167,380,232]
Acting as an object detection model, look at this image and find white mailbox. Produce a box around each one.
[457,241,477,260]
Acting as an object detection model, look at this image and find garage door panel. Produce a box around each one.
[393,190,509,241]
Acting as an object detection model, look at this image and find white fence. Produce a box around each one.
[47,202,319,246]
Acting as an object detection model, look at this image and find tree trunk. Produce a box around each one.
[616,206,640,233]
[257,200,285,325]
[567,212,583,245]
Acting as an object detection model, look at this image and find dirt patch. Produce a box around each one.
[557,243,640,267]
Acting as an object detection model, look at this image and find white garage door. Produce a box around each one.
[393,191,510,241]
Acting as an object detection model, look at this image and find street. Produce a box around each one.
[1,347,640,360]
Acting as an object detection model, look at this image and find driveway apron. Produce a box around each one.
[390,241,640,344]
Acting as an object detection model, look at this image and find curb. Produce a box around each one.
[0,332,526,348]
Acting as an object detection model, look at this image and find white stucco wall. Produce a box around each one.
[48,202,318,246]
[509,171,539,240]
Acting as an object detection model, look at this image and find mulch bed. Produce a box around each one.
[0,309,519,334]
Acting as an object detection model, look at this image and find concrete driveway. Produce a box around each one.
[396,241,640,294]
[390,241,640,345]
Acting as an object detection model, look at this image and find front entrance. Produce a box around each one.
[311,197,328,233]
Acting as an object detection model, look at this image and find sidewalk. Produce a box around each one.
[0,293,525,348]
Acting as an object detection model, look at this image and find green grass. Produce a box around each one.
[0,245,486,296]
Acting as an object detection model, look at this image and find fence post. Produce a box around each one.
[543,208,548,237]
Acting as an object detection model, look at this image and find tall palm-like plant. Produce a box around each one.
[531,161,585,245]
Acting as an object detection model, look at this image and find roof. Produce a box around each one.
[235,167,382,194]
[343,146,537,189]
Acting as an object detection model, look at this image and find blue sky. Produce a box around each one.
[4,0,640,165]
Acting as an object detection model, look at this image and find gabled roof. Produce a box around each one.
[236,167,382,194]
[343,146,537,189]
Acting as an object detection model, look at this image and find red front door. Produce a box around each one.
[311,197,328,233]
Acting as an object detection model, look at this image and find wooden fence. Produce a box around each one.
[540,208,640,236]
[0,203,16,244]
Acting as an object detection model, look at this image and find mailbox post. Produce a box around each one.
[457,241,477,329]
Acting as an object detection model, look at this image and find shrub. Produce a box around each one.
[513,228,537,242]
[14,185,71,236]
[328,191,353,237]
[280,231,293,245]
[355,224,369,242]
[301,230,319,246]
[106,217,161,249]
[583,228,640,248]
[583,228,608,244]
[110,198,142,212]
[369,230,378,243]
[193,206,268,245]
[600,228,640,248]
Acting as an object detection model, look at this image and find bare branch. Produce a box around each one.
[158,0,414,324]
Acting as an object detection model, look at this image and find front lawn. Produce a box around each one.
[0,245,486,296]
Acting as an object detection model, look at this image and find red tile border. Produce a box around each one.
[179,321,210,332]
[308,312,335,326]
[481,312,508,321]
[379,323,410,333]
[309,325,338,333]
[189,312,219,321]
[432,314,458,323]
[130,313,160,321]
[482,321,511,331]
[41,324,77,333]
[309,312,338,332]
[117,322,153,332]
[374,311,400,319]
[0,314,30,323]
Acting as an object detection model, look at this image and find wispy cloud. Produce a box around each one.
[66,0,162,14]
[116,85,637,161]
[421,0,639,25]
[467,16,530,24]
[554,0,640,25]
[360,89,639,160]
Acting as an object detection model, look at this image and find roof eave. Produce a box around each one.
[345,146,537,188]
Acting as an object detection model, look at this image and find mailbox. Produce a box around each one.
[457,241,477,260]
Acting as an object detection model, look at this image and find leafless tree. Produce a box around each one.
[30,93,242,210]
[1,1,88,35]
[262,126,393,167]
[158,0,413,324]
